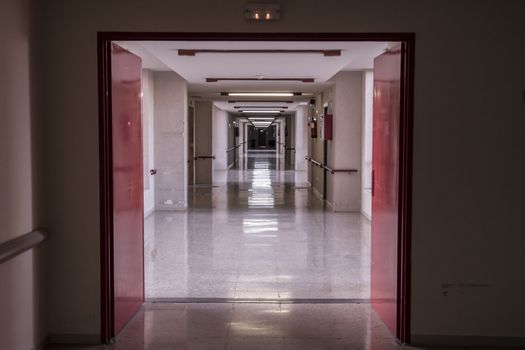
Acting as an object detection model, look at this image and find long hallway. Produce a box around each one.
[145,151,371,300]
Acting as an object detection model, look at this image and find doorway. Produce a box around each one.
[98,32,414,344]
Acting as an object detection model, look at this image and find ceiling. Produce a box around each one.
[117,40,388,115]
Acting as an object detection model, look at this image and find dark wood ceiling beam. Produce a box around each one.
[206,77,314,83]
[179,49,341,57]
[234,106,288,109]
[228,100,294,103]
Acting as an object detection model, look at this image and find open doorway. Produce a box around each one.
[98,33,414,344]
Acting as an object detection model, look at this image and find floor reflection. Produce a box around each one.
[46,303,426,350]
[145,151,371,300]
[45,152,422,350]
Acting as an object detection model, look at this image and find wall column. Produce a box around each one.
[153,72,188,210]
[327,71,363,212]
[295,106,309,171]
[212,105,228,170]
[194,101,213,185]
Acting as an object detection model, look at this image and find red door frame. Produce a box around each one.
[97,32,415,343]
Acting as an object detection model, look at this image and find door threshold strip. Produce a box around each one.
[146,297,371,304]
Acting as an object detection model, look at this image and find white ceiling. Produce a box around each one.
[118,40,388,114]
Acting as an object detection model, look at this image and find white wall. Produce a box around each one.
[0,0,46,349]
[295,106,309,171]
[142,70,155,216]
[212,105,229,170]
[31,0,525,345]
[361,70,373,219]
[153,72,188,210]
[326,71,363,212]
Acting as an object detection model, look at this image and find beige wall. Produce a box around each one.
[194,101,213,184]
[153,72,188,210]
[0,0,46,349]
[327,71,363,212]
[294,106,309,171]
[30,0,525,345]
[361,71,374,219]
[212,105,229,170]
[142,69,155,216]
[309,90,332,200]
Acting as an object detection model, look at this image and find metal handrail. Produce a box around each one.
[305,156,323,167]
[305,157,358,174]
[194,155,216,160]
[323,165,358,175]
[226,144,242,152]
[0,229,48,264]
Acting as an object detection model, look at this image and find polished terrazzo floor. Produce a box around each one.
[145,151,371,300]
[47,302,422,350]
[46,152,495,349]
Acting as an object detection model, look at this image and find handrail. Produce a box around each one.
[305,156,323,168]
[305,157,358,174]
[194,155,216,160]
[226,144,242,152]
[323,165,358,174]
[0,229,48,264]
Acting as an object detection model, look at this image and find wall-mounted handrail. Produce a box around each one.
[0,229,48,264]
[305,157,358,174]
[226,144,242,152]
[194,155,216,160]
[323,165,358,175]
[305,156,323,168]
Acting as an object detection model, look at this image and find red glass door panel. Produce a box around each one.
[111,43,144,335]
[371,46,402,336]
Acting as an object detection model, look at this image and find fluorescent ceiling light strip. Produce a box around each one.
[242,110,281,113]
[248,118,275,120]
[229,92,293,97]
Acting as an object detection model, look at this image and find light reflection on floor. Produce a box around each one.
[46,151,439,350]
[145,150,371,300]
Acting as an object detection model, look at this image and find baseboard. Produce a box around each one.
[411,334,525,347]
[155,204,187,211]
[325,200,334,211]
[47,333,100,345]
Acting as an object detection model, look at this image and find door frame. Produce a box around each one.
[97,32,415,343]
